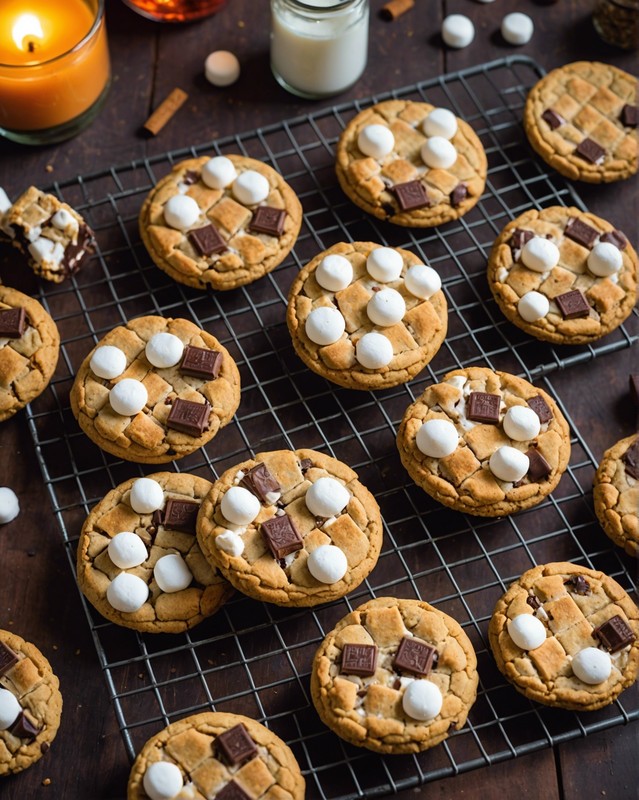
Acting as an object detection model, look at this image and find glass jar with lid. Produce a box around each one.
[592,0,639,49]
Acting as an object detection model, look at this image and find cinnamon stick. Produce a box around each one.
[143,88,188,136]
[380,0,414,21]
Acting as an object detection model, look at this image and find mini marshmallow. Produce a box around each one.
[402,680,443,721]
[357,124,395,159]
[306,477,351,517]
[305,307,346,345]
[216,530,245,557]
[143,762,184,800]
[367,288,406,327]
[108,532,148,570]
[518,291,550,322]
[489,446,530,482]
[421,136,457,170]
[145,332,184,369]
[232,171,270,205]
[501,12,534,46]
[307,544,348,584]
[503,406,541,441]
[106,572,149,613]
[0,188,11,215]
[572,647,612,685]
[588,242,622,277]
[316,254,353,292]
[0,487,20,524]
[366,247,403,282]
[90,345,127,380]
[521,237,559,273]
[416,418,459,458]
[164,195,200,231]
[0,688,21,731]
[109,379,148,416]
[405,264,441,299]
[28,237,64,265]
[154,553,193,593]
[355,332,394,369]
[201,156,237,189]
[422,108,458,140]
[442,14,475,48]
[221,486,260,525]
[130,478,165,514]
[51,208,78,233]
[204,50,240,87]
[507,614,546,650]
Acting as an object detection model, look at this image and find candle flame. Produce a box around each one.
[12,14,44,52]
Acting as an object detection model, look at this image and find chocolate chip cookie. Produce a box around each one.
[593,434,639,558]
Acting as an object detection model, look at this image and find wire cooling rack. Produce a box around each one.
[22,56,638,799]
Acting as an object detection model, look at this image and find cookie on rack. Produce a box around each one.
[0,286,60,423]
[487,206,637,345]
[70,315,240,463]
[488,562,639,710]
[286,241,447,390]
[593,434,639,558]
[524,62,637,183]
[397,367,571,517]
[335,99,487,227]
[139,154,302,291]
[0,629,62,776]
[197,449,383,607]
[77,472,234,633]
[310,597,477,754]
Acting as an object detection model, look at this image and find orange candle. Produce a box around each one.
[0,0,110,143]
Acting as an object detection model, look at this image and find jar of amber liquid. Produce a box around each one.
[122,0,226,22]
[593,0,639,49]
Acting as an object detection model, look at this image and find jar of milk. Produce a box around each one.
[270,0,369,99]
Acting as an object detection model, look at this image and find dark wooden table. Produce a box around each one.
[1,1,637,798]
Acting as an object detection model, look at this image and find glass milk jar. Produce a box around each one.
[271,0,369,99]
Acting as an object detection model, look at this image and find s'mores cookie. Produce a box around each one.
[593,434,639,558]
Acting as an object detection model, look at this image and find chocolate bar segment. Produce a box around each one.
[564,217,599,249]
[575,137,605,165]
[510,228,534,252]
[180,345,222,380]
[450,183,468,207]
[555,289,590,319]
[542,108,565,129]
[62,223,95,276]
[593,615,636,653]
[0,640,18,676]
[240,463,281,505]
[467,392,501,424]
[215,781,251,800]
[599,229,628,250]
[216,723,257,767]
[341,643,378,677]
[392,180,430,212]
[261,514,303,559]
[622,439,639,480]
[10,711,41,741]
[0,307,26,338]
[526,395,553,424]
[526,448,551,481]
[161,498,199,534]
[248,206,287,237]
[393,636,438,676]
[189,224,227,257]
[166,398,211,436]
[620,104,638,128]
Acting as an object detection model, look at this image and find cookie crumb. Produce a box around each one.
[45,165,54,173]
[42,778,52,786]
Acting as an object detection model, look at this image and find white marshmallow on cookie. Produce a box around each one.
[489,446,529,482]
[316,254,353,291]
[366,288,406,327]
[306,477,350,517]
[405,264,441,299]
[416,419,458,458]
[145,332,184,369]
[572,647,612,684]
[221,486,260,525]
[422,108,457,140]
[355,332,394,369]
[588,242,622,277]
[28,237,64,266]
[307,544,348,583]
[305,307,346,345]
[164,195,200,231]
[201,156,238,189]
[90,345,127,380]
[518,291,550,322]
[0,487,20,524]
[503,406,541,441]
[106,572,149,613]
[357,124,395,159]
[0,688,21,730]
[143,762,184,800]
[154,553,193,593]
[507,614,546,650]
[216,529,245,557]
[108,532,148,570]
[130,478,165,514]
[521,237,559,273]
[421,137,457,169]
[51,208,79,235]
[232,171,270,205]
[109,379,148,416]
[366,247,403,282]
[402,680,443,721]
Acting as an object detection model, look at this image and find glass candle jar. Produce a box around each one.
[121,0,226,23]
[592,0,639,49]
[270,0,369,99]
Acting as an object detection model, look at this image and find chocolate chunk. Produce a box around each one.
[214,781,251,800]
[629,375,639,407]
[593,615,636,653]
[393,636,438,676]
[542,108,565,129]
[599,229,628,250]
[564,575,590,596]
[40,741,50,754]
[62,223,95,276]
[575,137,606,165]
[261,513,303,560]
[526,395,553,424]
[216,723,257,767]
[0,641,18,676]
[166,398,211,436]
[510,228,534,252]
[392,180,430,211]
[340,643,378,677]
[161,498,199,533]
[248,206,287,237]
[299,458,312,472]
[182,169,200,185]
[240,463,281,504]
[467,391,501,424]
[188,224,227,257]
[620,104,638,127]
[0,307,26,338]
[180,345,222,380]
[450,183,468,207]
[526,448,552,481]
[10,711,40,741]
[622,439,639,480]
[564,217,599,249]
[526,594,541,610]
[555,289,590,319]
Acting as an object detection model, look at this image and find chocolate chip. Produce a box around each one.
[240,463,281,505]
[467,392,501,424]
[392,677,402,690]
[526,395,553,424]
[10,711,41,741]
[620,104,638,127]
[0,307,26,338]
[182,170,200,185]
[629,375,639,407]
[340,643,378,677]
[161,498,199,533]
[450,183,468,207]
[599,229,628,250]
[510,228,534,252]
[393,636,438,676]
[261,513,303,560]
[542,108,565,129]
[166,398,211,436]
[574,137,606,165]
[180,345,222,380]
[555,289,590,319]
[392,180,430,211]
[0,641,18,676]
[248,206,287,237]
[593,615,636,653]
[299,458,313,472]
[188,224,227,257]
[564,575,590,596]
[214,781,252,800]
[526,594,541,610]
[564,217,599,249]
[62,224,95,276]
[216,723,257,767]
[526,448,552,481]
[622,438,639,480]
[40,741,50,754]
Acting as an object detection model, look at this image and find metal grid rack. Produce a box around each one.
[22,56,638,799]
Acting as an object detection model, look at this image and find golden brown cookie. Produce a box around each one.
[487,206,637,345]
[488,562,639,710]
[335,99,487,227]
[139,154,302,290]
[310,597,478,754]
[0,629,62,776]
[70,315,240,463]
[286,241,447,390]
[77,472,233,634]
[197,449,383,607]
[127,712,305,800]
[397,367,571,517]
[593,434,639,558]
[0,286,60,423]
[524,62,637,183]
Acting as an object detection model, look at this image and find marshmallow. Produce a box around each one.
[0,188,11,215]
[109,379,148,416]
[357,124,395,159]
[305,307,346,345]
[0,688,21,731]
[572,647,612,685]
[501,12,534,45]
[204,50,240,87]
[232,171,270,205]
[507,614,546,650]
[90,345,127,380]
[307,544,348,584]
[51,208,78,233]
[107,572,149,613]
[164,194,200,231]
[216,530,245,557]
[402,680,443,721]
[221,486,260,525]
[154,554,193,593]
[442,14,475,48]
[143,762,184,800]
[420,136,457,169]
[521,237,559,273]
[201,156,237,189]
[316,254,353,292]
[366,247,403,282]
[306,477,351,517]
[588,242,622,277]
[355,332,394,369]
[422,108,458,140]
[518,291,550,322]
[28,237,64,265]
[405,264,441,299]
[416,419,458,458]
[489,446,530,482]
[145,332,184,369]
[108,532,148,570]
[367,288,406,327]
[0,487,20,524]
[503,406,541,441]
[130,478,165,514]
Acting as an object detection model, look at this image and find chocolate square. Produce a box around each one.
[161,498,199,533]
[622,439,639,480]
[564,575,590,596]
[564,217,599,249]
[9,711,40,741]
[620,104,638,127]
[599,229,628,250]
[526,395,553,424]
[450,183,468,208]
[261,513,303,559]
[392,180,430,211]
[62,224,95,276]
[214,781,251,800]
[629,375,639,407]
[180,345,222,380]
[526,448,551,481]
[574,137,605,165]
[248,206,287,237]
[216,723,257,767]
[182,169,200,185]
[188,224,227,257]
[526,594,541,610]
[0,641,18,676]
[393,636,438,676]
[166,398,211,436]
[0,307,26,338]
[541,108,565,130]
[341,643,378,677]
[467,392,501,424]
[510,228,534,252]
[555,289,590,320]
[240,463,281,504]
[593,615,636,653]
